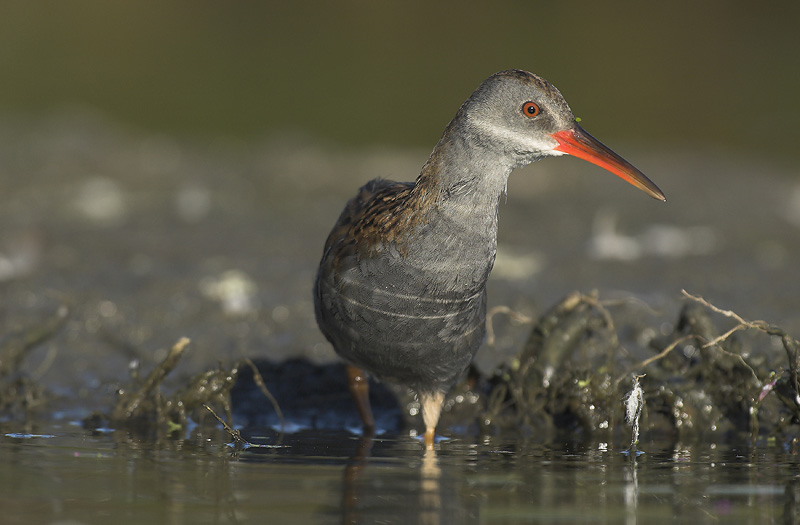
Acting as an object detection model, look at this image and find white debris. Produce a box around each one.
[73,177,127,225]
[199,269,258,316]
[624,374,645,448]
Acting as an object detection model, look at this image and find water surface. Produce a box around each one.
[1,422,794,524]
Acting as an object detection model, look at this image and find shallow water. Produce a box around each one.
[1,421,795,524]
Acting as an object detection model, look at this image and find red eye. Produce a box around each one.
[522,101,540,117]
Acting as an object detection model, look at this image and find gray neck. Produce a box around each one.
[394,121,520,295]
[417,120,517,238]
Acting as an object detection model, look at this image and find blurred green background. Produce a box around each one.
[1,1,798,160]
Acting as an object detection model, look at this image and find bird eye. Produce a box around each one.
[522,101,540,117]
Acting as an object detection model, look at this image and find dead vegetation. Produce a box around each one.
[466,289,800,445]
[85,338,283,440]
[0,304,68,418]
[3,290,800,448]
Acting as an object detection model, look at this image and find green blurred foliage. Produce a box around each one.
[0,1,798,158]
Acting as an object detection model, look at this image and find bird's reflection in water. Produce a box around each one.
[624,453,641,525]
[420,447,443,525]
[341,434,444,525]
[342,433,374,523]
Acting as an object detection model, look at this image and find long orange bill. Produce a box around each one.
[550,124,666,201]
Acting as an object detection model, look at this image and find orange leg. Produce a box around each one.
[421,391,445,450]
[346,365,375,432]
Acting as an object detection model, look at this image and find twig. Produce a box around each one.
[703,325,749,349]
[112,337,190,421]
[485,306,534,347]
[243,358,285,433]
[684,291,798,352]
[599,295,662,317]
[204,403,250,449]
[682,290,778,386]
[681,290,750,323]
[614,334,698,387]
[681,290,776,342]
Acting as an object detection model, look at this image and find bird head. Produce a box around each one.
[462,69,665,201]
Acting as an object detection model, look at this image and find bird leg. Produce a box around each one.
[421,391,445,449]
[346,365,375,432]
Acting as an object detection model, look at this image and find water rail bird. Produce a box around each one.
[314,69,665,448]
